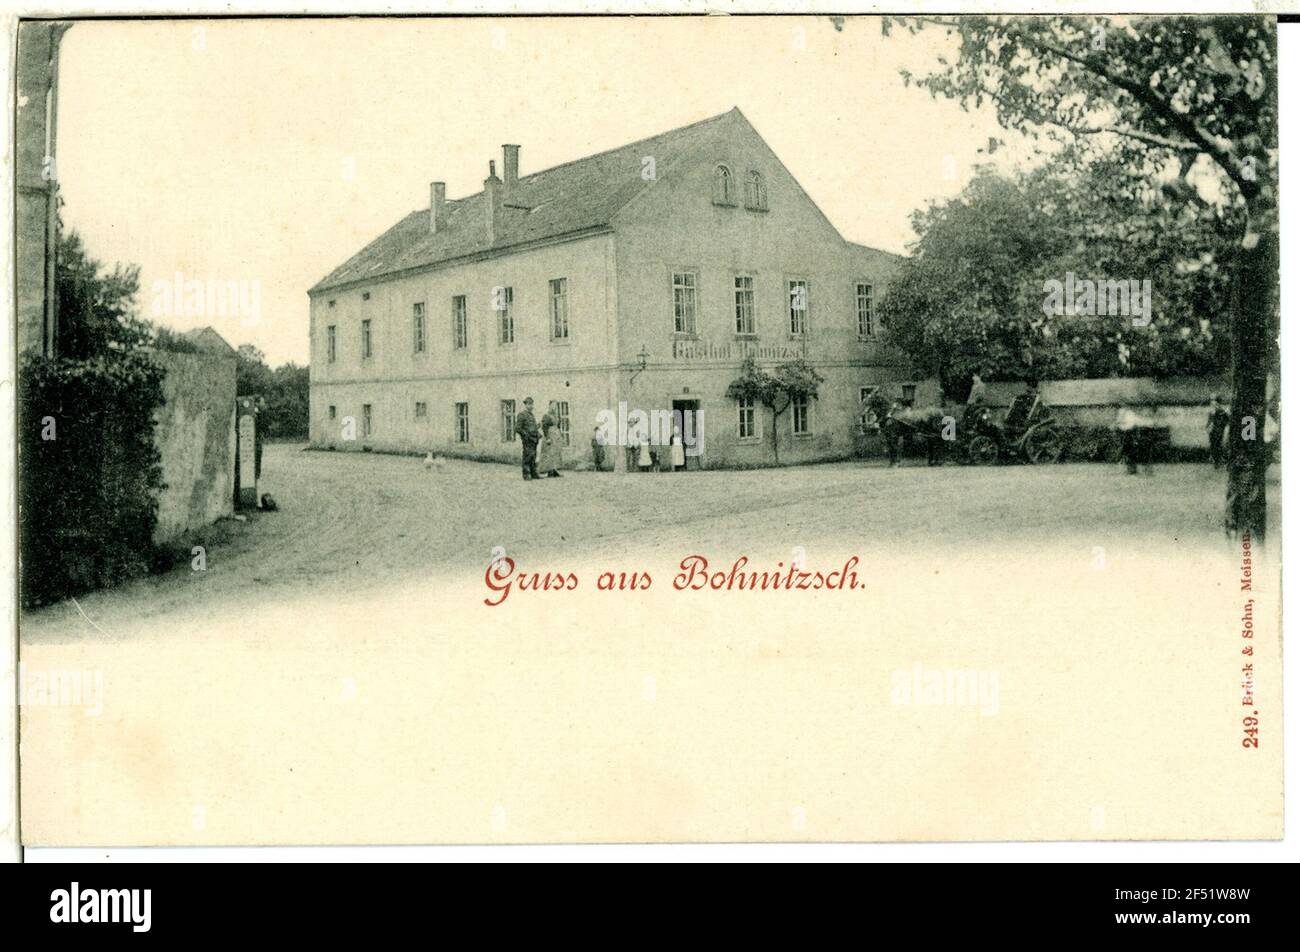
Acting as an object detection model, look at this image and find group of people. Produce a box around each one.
[513,399,689,480]
[622,414,688,474]
[512,397,564,480]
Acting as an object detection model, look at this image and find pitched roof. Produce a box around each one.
[311,109,739,294]
[181,326,236,356]
[848,241,905,262]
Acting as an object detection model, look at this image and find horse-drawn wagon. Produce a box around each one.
[863,388,1063,466]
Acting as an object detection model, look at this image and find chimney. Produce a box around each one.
[502,144,520,190]
[429,181,446,234]
[484,160,503,244]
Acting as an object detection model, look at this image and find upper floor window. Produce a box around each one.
[856,282,875,339]
[413,301,426,353]
[451,295,468,350]
[362,403,373,437]
[549,278,569,340]
[672,271,698,335]
[361,318,373,358]
[745,171,768,211]
[788,280,809,337]
[494,286,514,345]
[326,324,336,363]
[734,275,755,336]
[713,165,735,206]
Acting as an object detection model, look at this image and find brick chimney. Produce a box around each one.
[502,144,520,190]
[484,160,503,244]
[430,181,446,234]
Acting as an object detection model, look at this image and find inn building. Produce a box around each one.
[308,108,912,469]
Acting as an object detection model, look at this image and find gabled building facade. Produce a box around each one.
[308,107,911,469]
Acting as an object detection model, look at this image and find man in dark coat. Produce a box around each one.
[514,397,541,480]
[1207,394,1230,469]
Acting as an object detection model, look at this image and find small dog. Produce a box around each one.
[260,493,279,512]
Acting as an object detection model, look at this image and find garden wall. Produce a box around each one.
[151,349,238,542]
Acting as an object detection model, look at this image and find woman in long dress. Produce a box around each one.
[670,423,686,472]
[537,409,564,477]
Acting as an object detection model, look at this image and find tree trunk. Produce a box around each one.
[1225,203,1277,542]
[771,407,782,464]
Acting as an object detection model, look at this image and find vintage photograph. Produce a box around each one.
[11,14,1282,846]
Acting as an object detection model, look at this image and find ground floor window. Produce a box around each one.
[362,403,373,437]
[738,396,757,439]
[501,399,516,442]
[550,400,571,446]
[328,405,337,420]
[859,386,878,426]
[454,402,469,443]
[792,393,812,435]
[415,401,427,418]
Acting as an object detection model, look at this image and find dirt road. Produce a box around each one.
[19,446,1281,845]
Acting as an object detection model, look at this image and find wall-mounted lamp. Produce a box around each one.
[631,344,649,384]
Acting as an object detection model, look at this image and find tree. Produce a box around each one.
[726,356,824,463]
[879,160,1236,399]
[886,14,1278,537]
[879,170,1070,398]
[235,343,273,396]
[56,227,152,359]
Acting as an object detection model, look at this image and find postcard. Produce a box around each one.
[10,13,1282,845]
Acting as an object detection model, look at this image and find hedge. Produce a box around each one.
[18,351,167,608]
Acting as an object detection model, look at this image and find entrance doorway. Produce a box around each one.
[671,399,702,470]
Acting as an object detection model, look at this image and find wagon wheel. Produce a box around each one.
[1025,426,1063,464]
[966,435,1000,466]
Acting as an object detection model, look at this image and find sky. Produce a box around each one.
[56,16,1024,366]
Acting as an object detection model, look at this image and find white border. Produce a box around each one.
[8,6,1299,863]
[9,2,1300,15]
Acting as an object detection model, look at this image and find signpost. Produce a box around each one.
[236,397,257,510]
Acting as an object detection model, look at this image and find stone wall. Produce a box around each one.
[151,350,237,542]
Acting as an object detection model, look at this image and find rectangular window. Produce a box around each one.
[361,319,373,358]
[551,401,571,447]
[792,393,812,435]
[415,401,427,418]
[501,399,517,443]
[672,271,698,335]
[413,302,426,353]
[495,286,514,344]
[859,386,878,426]
[738,396,757,440]
[549,278,569,340]
[788,280,809,336]
[362,403,373,437]
[327,325,337,363]
[734,275,755,335]
[328,405,337,420]
[454,402,469,443]
[856,282,874,339]
[452,295,468,350]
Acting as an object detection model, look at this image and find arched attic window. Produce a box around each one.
[713,164,735,206]
[745,170,768,211]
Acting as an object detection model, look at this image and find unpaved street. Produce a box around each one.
[22,444,1270,640]
[19,446,1282,845]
